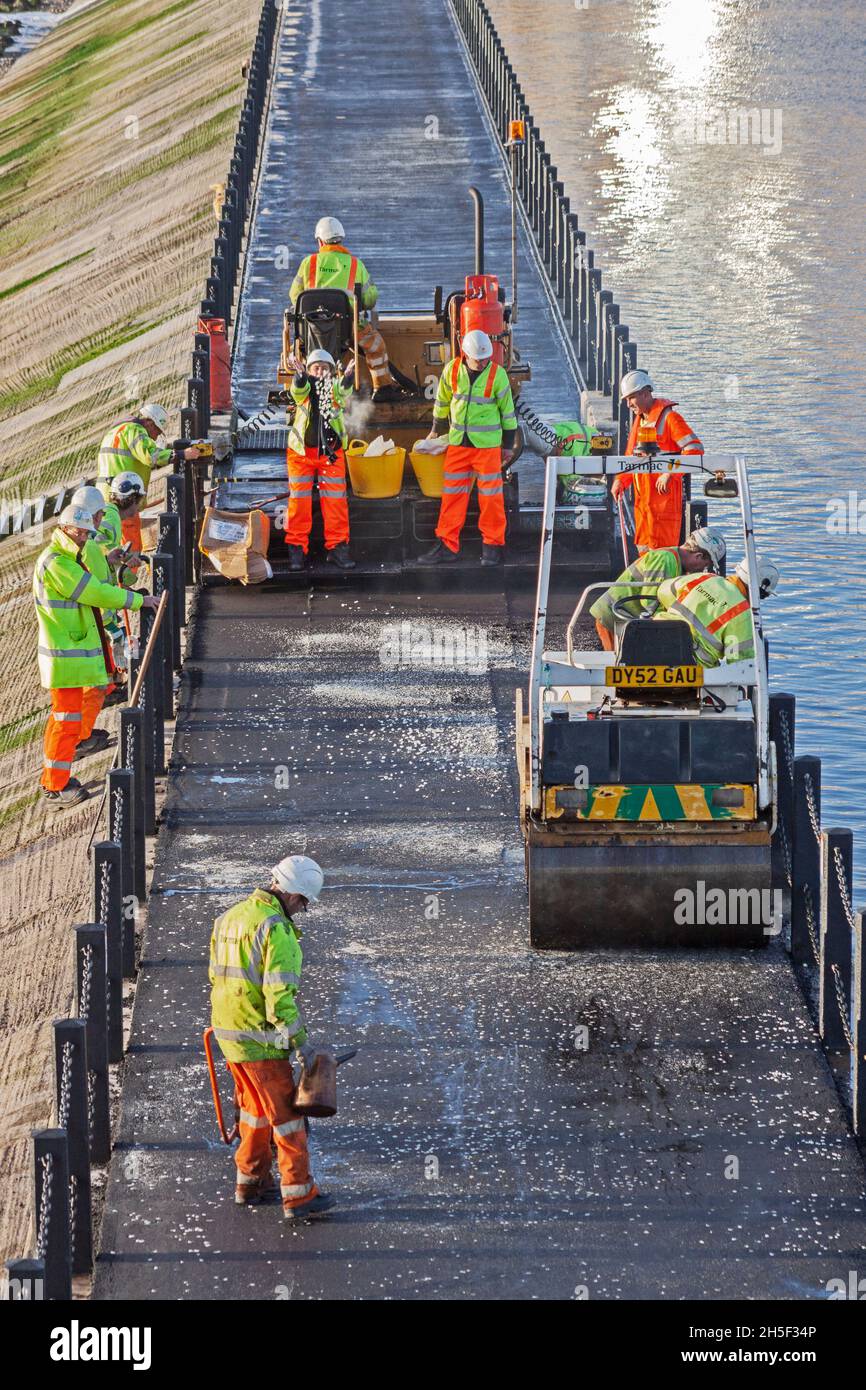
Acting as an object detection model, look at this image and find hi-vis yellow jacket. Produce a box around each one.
[33,529,142,689]
[433,357,517,447]
[209,889,308,1062]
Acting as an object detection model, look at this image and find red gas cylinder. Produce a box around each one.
[197,316,232,413]
[460,274,506,364]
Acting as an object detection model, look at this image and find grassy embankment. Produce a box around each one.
[0,0,265,1269]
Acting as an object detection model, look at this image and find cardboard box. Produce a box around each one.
[198,508,272,584]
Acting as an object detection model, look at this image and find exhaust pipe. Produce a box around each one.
[468,186,484,275]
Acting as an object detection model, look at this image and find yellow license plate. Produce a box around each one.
[606,664,703,688]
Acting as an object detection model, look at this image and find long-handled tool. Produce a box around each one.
[203,1028,357,1143]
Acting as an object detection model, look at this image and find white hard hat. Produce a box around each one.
[461,329,493,359]
[735,556,779,598]
[58,503,97,534]
[306,348,336,369]
[685,525,726,571]
[314,216,345,244]
[110,470,146,500]
[272,855,324,902]
[139,403,168,432]
[620,369,652,399]
[71,486,106,516]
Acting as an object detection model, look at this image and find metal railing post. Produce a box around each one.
[108,767,135,952]
[139,606,166,778]
[158,512,185,642]
[819,827,854,1053]
[853,909,866,1135]
[791,756,822,969]
[53,1019,92,1275]
[152,552,178,704]
[75,925,110,1165]
[93,840,124,1065]
[769,693,796,939]
[166,470,192,590]
[33,1129,71,1301]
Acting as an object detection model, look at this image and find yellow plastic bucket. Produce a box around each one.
[346,440,405,498]
[409,449,446,498]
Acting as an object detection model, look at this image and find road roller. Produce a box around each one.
[517,452,776,948]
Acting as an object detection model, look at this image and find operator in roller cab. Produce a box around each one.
[591,526,726,651]
[418,329,518,567]
[611,370,704,551]
[285,348,356,571]
[289,217,409,403]
[654,556,779,666]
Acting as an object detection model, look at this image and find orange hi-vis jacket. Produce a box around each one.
[621,398,703,549]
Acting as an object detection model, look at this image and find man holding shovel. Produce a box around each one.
[208,854,336,1222]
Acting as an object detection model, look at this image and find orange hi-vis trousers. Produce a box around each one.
[435,444,506,552]
[357,322,393,390]
[120,512,143,552]
[285,445,349,552]
[227,1059,318,1209]
[41,687,108,791]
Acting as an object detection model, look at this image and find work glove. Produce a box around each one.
[295,1042,317,1070]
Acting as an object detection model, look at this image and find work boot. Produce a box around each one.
[282,1192,336,1223]
[481,544,504,566]
[235,1174,281,1206]
[326,543,356,571]
[103,683,128,708]
[417,539,458,566]
[287,545,307,572]
[41,778,89,810]
[75,728,113,758]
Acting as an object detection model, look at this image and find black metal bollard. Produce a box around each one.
[853,909,866,1136]
[53,1019,92,1275]
[93,840,124,1066]
[192,349,211,433]
[139,605,166,778]
[108,768,135,934]
[158,512,185,639]
[769,693,796,937]
[819,828,854,1052]
[180,405,198,445]
[4,1258,45,1300]
[118,715,144,971]
[152,552,179,705]
[32,1130,71,1301]
[75,925,110,1165]
[126,656,155,836]
[187,377,206,434]
[791,756,822,969]
[166,468,190,590]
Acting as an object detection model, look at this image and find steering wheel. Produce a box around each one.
[610,594,660,622]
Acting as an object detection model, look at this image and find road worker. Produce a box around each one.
[208,854,336,1222]
[34,504,156,809]
[285,348,355,571]
[97,405,201,549]
[71,485,140,707]
[655,555,779,667]
[108,471,148,560]
[289,217,410,403]
[591,526,726,651]
[611,370,703,551]
[418,329,518,566]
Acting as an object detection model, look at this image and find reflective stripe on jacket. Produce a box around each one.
[287,374,350,456]
[620,398,704,549]
[97,421,170,496]
[289,244,378,311]
[655,572,755,667]
[433,358,517,448]
[209,889,308,1062]
[590,547,682,632]
[33,529,143,689]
